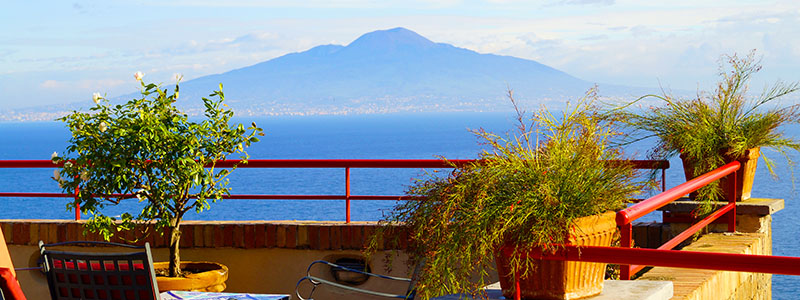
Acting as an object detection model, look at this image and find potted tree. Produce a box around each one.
[52,72,263,291]
[616,51,800,213]
[369,90,645,300]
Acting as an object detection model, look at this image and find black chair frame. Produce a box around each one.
[295,260,419,300]
[39,240,159,300]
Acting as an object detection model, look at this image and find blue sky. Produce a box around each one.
[2,0,799,108]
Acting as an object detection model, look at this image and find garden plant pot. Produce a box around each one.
[155,261,228,292]
[681,147,760,201]
[495,211,616,300]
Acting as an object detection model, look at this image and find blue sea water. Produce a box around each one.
[0,113,797,297]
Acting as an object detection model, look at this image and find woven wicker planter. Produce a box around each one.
[681,147,760,201]
[495,211,616,300]
[155,261,228,292]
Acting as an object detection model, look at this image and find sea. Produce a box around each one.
[0,112,797,297]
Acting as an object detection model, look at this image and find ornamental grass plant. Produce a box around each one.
[369,90,645,299]
[614,51,800,213]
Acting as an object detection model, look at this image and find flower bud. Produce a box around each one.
[134,71,145,81]
[51,151,58,162]
[92,92,101,104]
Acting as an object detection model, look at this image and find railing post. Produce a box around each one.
[74,185,80,221]
[619,222,632,280]
[345,167,351,224]
[514,270,521,300]
[727,169,737,232]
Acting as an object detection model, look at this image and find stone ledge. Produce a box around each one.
[659,198,784,216]
[638,232,770,300]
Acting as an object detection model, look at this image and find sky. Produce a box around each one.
[2,0,799,109]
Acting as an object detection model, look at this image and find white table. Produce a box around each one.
[160,291,290,300]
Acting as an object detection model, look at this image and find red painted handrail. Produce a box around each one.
[0,159,668,223]
[502,244,800,276]
[0,159,667,169]
[616,161,740,226]
[616,161,740,279]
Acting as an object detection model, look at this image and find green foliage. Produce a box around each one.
[368,90,644,299]
[54,77,263,276]
[615,51,800,213]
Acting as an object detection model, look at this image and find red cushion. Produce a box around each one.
[0,267,27,300]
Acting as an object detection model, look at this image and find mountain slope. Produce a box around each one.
[175,27,600,114]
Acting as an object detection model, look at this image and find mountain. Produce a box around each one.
[174,27,614,115]
[3,27,655,121]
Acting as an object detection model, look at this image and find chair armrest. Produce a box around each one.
[296,275,412,299]
[294,260,415,300]
[306,260,412,283]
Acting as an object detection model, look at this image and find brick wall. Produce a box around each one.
[3,219,669,252]
[0,220,407,251]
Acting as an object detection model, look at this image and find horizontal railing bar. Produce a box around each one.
[0,192,419,201]
[0,159,669,169]
[504,244,800,276]
[222,195,416,200]
[617,161,739,226]
[0,192,75,198]
[216,159,475,168]
[0,192,644,203]
[0,159,476,169]
[0,160,64,168]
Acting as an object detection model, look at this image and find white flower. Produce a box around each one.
[64,161,73,169]
[135,189,147,201]
[54,170,65,188]
[51,151,58,162]
[134,71,145,81]
[92,92,101,104]
[173,73,183,82]
[99,122,108,132]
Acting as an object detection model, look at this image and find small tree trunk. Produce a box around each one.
[168,221,182,277]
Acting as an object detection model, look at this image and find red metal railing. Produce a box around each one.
[616,160,740,279]
[0,159,668,223]
[501,160,800,300]
[8,157,800,298]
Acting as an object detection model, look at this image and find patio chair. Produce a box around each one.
[38,241,160,300]
[295,260,420,300]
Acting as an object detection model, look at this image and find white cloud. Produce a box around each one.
[553,0,614,5]
[6,0,800,106]
[40,79,126,91]
[40,80,67,89]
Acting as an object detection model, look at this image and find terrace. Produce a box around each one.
[0,158,797,300]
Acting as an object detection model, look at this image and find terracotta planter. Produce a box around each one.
[155,261,228,292]
[495,211,616,300]
[680,147,759,201]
